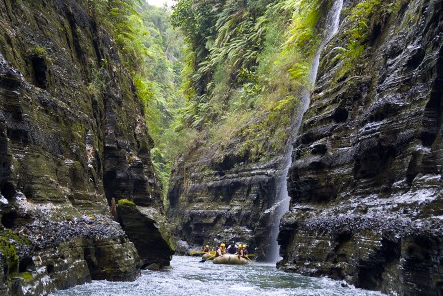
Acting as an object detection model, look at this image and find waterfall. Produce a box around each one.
[267,0,344,263]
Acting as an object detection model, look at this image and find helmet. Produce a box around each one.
[231,241,235,244]
[220,243,225,247]
[205,245,209,247]
[243,245,246,248]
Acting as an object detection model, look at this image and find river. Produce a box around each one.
[51,256,384,296]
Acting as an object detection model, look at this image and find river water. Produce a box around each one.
[51,256,384,296]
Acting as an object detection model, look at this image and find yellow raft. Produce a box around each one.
[201,252,215,260]
[213,254,248,265]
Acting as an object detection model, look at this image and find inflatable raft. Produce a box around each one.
[202,252,214,260]
[213,254,248,265]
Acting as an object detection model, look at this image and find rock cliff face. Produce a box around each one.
[0,0,172,294]
[168,151,286,258]
[279,0,443,294]
[165,0,334,261]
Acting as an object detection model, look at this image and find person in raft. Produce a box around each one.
[216,243,226,257]
[227,241,237,254]
[202,244,210,253]
[241,245,249,258]
[236,244,244,257]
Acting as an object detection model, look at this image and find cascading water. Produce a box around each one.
[267,0,344,263]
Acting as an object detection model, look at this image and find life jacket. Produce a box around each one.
[227,244,237,254]
[216,247,226,257]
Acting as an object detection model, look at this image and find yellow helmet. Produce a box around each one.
[243,244,247,248]
[220,243,225,247]
[205,245,209,247]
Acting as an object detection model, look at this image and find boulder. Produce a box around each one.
[118,202,174,269]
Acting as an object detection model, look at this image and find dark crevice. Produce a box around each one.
[335,230,352,244]
[83,247,97,273]
[332,107,349,123]
[353,142,397,179]
[406,46,425,69]
[300,132,315,145]
[19,257,35,273]
[368,102,401,123]
[46,264,55,276]
[357,265,384,290]
[7,128,29,143]
[65,9,83,60]
[311,144,327,155]
[1,210,16,228]
[103,170,116,204]
[31,55,48,88]
[1,182,15,199]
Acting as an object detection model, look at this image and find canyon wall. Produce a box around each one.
[0,0,172,294]
[168,149,286,258]
[279,0,443,294]
[166,0,340,260]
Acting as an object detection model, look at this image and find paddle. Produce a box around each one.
[245,255,253,264]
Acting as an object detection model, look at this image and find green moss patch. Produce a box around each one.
[32,45,47,58]
[10,271,33,281]
[118,199,136,207]
[0,229,32,274]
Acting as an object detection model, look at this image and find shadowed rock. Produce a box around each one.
[118,202,174,269]
[0,0,169,294]
[280,0,443,294]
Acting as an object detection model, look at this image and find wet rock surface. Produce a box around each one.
[280,0,443,294]
[0,0,169,294]
[118,203,174,269]
[167,153,286,259]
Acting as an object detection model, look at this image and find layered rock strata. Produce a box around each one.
[279,0,443,294]
[168,153,286,259]
[0,0,172,294]
[166,1,334,261]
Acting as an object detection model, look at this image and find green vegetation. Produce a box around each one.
[0,229,32,274]
[19,271,33,281]
[10,271,33,281]
[171,0,328,163]
[334,0,407,80]
[82,0,406,200]
[85,1,186,193]
[32,45,47,57]
[118,198,136,206]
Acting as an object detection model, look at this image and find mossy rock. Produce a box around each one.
[32,45,47,58]
[10,271,33,282]
[117,199,136,207]
[0,229,32,274]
